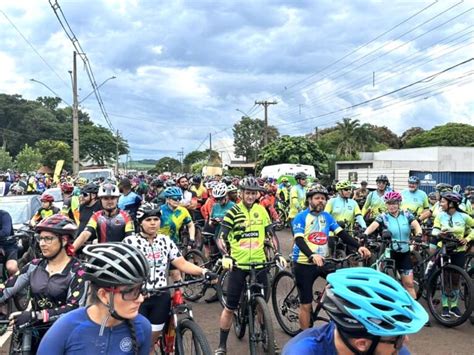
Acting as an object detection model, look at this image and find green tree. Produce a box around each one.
[0,148,13,170]
[335,118,375,158]
[152,157,182,173]
[35,139,71,169]
[15,144,43,172]
[233,116,279,162]
[367,125,400,149]
[405,123,474,147]
[257,135,328,176]
[183,149,221,172]
[400,127,425,147]
[80,125,129,166]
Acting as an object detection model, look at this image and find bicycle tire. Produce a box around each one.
[271,270,300,336]
[468,267,473,325]
[427,264,473,327]
[217,269,230,308]
[233,292,247,339]
[175,318,212,355]
[250,296,275,355]
[182,249,207,302]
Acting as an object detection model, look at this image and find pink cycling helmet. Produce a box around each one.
[383,191,402,203]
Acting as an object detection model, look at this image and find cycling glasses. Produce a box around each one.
[379,335,406,350]
[36,235,59,244]
[104,285,147,301]
[342,188,351,191]
[168,196,181,202]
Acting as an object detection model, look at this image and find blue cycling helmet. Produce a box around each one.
[322,267,428,337]
[407,176,420,184]
[163,187,183,199]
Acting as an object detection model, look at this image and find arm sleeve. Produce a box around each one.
[294,237,314,258]
[46,263,88,322]
[336,229,360,250]
[355,214,367,229]
[0,212,13,237]
[0,263,35,302]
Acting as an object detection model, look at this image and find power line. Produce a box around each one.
[0,9,70,88]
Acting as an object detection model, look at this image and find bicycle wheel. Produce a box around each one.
[250,296,276,355]
[217,270,230,308]
[183,249,207,302]
[271,270,300,336]
[264,242,278,283]
[427,264,473,327]
[468,267,473,325]
[175,318,212,355]
[233,293,247,339]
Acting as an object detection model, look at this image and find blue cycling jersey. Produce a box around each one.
[283,321,410,355]
[210,201,235,220]
[375,211,415,253]
[37,307,151,355]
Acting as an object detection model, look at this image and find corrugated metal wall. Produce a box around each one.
[410,171,474,193]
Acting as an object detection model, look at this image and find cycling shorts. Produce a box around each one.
[449,252,466,269]
[224,268,269,310]
[390,251,413,275]
[293,263,328,304]
[0,244,18,262]
[139,292,171,331]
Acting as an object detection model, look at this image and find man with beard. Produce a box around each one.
[291,185,370,331]
[76,183,101,236]
[176,175,198,210]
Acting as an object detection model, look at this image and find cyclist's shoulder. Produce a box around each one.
[283,322,336,355]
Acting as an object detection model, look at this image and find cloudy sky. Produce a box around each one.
[1,0,472,161]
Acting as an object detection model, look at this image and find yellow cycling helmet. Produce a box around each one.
[336,180,352,191]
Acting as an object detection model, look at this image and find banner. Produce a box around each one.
[53,160,65,183]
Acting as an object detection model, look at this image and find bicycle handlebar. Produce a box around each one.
[148,278,207,294]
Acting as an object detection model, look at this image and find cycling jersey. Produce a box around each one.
[62,196,80,224]
[291,209,342,264]
[85,209,134,243]
[432,211,474,252]
[190,184,207,199]
[277,184,289,203]
[123,233,181,291]
[159,204,192,243]
[118,191,142,220]
[400,189,429,217]
[77,200,102,236]
[37,307,151,355]
[430,201,442,218]
[324,195,366,231]
[221,202,271,269]
[260,194,279,221]
[282,321,410,355]
[0,209,14,246]
[362,190,387,218]
[31,207,60,224]
[211,201,235,220]
[0,258,86,322]
[375,211,415,253]
[289,184,306,219]
[200,197,216,221]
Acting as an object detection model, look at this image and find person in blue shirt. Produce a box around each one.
[38,242,152,355]
[118,178,143,222]
[291,185,370,330]
[283,267,428,355]
[400,176,429,218]
[363,191,422,299]
[0,209,17,275]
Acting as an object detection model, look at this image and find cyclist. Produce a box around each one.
[190,175,208,219]
[1,215,86,352]
[0,209,18,275]
[428,192,437,209]
[363,191,422,299]
[431,192,474,318]
[292,185,370,330]
[420,183,452,222]
[362,175,390,221]
[353,180,369,208]
[227,184,240,203]
[400,176,429,218]
[30,194,60,227]
[123,203,216,352]
[60,182,80,224]
[176,175,198,210]
[118,178,143,221]
[277,177,290,204]
[208,183,235,233]
[289,172,308,228]
[283,267,428,355]
[146,178,164,203]
[214,176,286,355]
[73,183,134,250]
[38,242,151,355]
[76,183,101,236]
[260,184,280,222]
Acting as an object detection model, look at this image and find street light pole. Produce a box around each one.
[71,51,80,175]
[79,76,116,104]
[235,108,250,117]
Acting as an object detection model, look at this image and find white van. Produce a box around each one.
[260,164,316,179]
[77,168,116,182]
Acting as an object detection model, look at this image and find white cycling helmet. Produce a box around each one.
[212,183,228,199]
[98,183,121,198]
[227,184,238,193]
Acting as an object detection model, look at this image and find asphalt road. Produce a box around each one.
[1,228,472,354]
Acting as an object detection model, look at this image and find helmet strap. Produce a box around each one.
[338,328,380,355]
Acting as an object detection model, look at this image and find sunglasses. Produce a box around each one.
[342,188,351,191]
[82,192,90,197]
[379,335,405,350]
[104,285,147,301]
[168,197,181,202]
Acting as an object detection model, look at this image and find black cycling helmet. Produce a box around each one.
[82,243,149,287]
[295,172,307,181]
[81,183,99,194]
[435,183,452,193]
[376,174,389,183]
[239,176,262,191]
[136,202,161,224]
[441,192,462,205]
[192,175,202,184]
[306,184,329,199]
[151,179,164,188]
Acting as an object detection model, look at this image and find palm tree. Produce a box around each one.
[336,118,373,157]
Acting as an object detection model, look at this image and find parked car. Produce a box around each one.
[44,187,64,210]
[0,194,41,230]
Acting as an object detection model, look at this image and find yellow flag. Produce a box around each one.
[53,160,65,183]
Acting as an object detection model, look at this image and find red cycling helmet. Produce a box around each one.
[383,191,402,203]
[60,182,74,194]
[40,194,55,203]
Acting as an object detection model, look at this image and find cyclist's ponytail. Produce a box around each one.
[125,318,138,355]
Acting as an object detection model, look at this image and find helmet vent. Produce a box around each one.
[348,286,370,298]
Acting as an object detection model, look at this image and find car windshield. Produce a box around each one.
[0,198,31,225]
[77,171,111,181]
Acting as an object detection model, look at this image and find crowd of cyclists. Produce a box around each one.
[0,167,472,354]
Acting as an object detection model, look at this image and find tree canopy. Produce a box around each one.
[404,123,474,148]
[151,157,182,173]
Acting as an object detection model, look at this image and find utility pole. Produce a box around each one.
[255,100,277,146]
[209,132,212,160]
[115,130,120,175]
[71,51,80,175]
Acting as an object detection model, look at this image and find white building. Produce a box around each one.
[336,146,474,192]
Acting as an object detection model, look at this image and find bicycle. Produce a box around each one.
[217,260,277,355]
[274,200,289,231]
[271,253,359,336]
[411,235,473,327]
[149,278,212,355]
[0,319,50,355]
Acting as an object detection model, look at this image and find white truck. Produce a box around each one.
[77,168,116,182]
[260,164,316,179]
